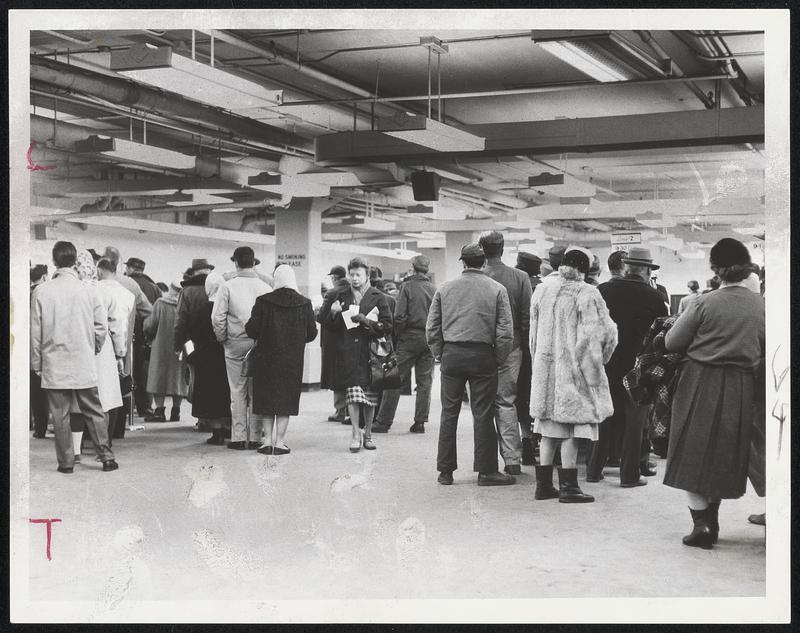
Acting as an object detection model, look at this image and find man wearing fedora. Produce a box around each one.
[427,243,515,487]
[587,246,668,488]
[212,247,272,449]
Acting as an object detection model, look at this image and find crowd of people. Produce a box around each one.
[29,231,765,549]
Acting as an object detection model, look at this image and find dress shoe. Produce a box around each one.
[362,436,376,450]
[521,437,536,465]
[57,466,74,474]
[328,413,346,422]
[340,417,353,425]
[33,432,46,439]
[102,460,119,472]
[227,441,247,450]
[640,462,657,477]
[585,473,604,483]
[273,446,291,455]
[371,423,390,433]
[409,423,425,433]
[349,433,361,453]
[206,429,225,445]
[169,407,181,422]
[438,471,453,485]
[477,472,516,486]
[504,464,522,475]
[144,407,166,422]
[557,467,594,503]
[257,445,273,455]
[748,512,766,526]
[620,477,648,488]
[246,441,261,450]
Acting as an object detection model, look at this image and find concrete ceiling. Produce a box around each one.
[29,28,765,255]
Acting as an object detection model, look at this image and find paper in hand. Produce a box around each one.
[342,304,361,330]
[365,307,379,322]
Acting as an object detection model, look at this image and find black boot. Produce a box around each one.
[534,465,559,500]
[683,507,714,549]
[557,467,595,503]
[521,437,536,466]
[170,406,181,422]
[707,501,720,544]
[206,428,225,445]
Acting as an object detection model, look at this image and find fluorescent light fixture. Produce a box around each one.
[111,45,283,115]
[249,174,331,198]
[166,191,235,206]
[378,115,485,152]
[210,207,244,213]
[75,135,195,171]
[533,31,672,83]
[733,223,766,236]
[340,216,396,231]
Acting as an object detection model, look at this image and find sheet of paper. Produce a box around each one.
[342,304,361,329]
[365,306,379,322]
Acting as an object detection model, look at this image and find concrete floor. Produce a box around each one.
[27,372,765,610]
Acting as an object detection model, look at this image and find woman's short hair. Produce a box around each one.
[52,241,77,268]
[348,257,369,273]
[712,264,752,283]
[688,280,700,292]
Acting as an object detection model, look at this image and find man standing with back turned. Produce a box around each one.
[427,243,514,487]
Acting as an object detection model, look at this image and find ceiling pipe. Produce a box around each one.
[280,72,735,107]
[30,55,311,153]
[32,197,275,221]
[635,31,715,109]
[41,30,93,46]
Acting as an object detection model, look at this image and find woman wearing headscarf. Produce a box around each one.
[71,249,125,460]
[323,257,393,452]
[143,280,188,422]
[529,247,618,504]
[244,265,317,455]
[174,268,232,445]
[663,238,765,549]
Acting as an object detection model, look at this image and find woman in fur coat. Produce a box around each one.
[529,247,618,504]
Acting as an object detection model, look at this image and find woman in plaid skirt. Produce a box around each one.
[322,257,393,452]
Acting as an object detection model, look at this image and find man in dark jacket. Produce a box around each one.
[373,255,436,434]
[514,251,542,464]
[317,265,351,423]
[587,247,668,487]
[479,231,532,476]
[427,243,515,487]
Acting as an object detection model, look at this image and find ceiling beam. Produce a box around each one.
[315,106,764,166]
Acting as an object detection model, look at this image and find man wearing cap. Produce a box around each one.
[318,265,351,423]
[427,243,515,486]
[587,246,668,488]
[212,247,272,449]
[478,231,533,476]
[373,254,437,434]
[541,245,566,282]
[514,251,543,464]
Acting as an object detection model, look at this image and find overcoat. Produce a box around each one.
[144,295,188,396]
[317,278,351,390]
[245,288,318,416]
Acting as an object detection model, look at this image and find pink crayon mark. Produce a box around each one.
[29,518,62,561]
[27,141,57,172]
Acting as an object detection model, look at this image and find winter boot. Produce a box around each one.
[145,407,166,422]
[707,501,721,544]
[206,428,225,445]
[521,437,536,466]
[683,507,714,549]
[533,465,559,500]
[557,467,595,503]
[170,406,181,422]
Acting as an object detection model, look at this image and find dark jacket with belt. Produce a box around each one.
[393,273,436,340]
[323,285,393,388]
[317,278,351,390]
[599,274,669,384]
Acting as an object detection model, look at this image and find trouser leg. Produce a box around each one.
[74,387,114,462]
[620,398,648,484]
[494,344,522,466]
[437,371,467,474]
[224,340,252,442]
[333,390,347,416]
[413,341,434,425]
[44,390,76,468]
[31,371,49,435]
[132,343,152,416]
[587,415,614,478]
[516,348,533,439]
[469,369,500,474]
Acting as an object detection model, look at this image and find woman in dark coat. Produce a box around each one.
[317,267,351,421]
[173,269,232,445]
[245,265,317,456]
[323,257,393,452]
[663,238,765,549]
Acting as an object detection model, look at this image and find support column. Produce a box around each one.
[444,231,474,283]
[274,199,327,386]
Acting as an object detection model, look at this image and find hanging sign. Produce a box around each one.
[610,231,641,251]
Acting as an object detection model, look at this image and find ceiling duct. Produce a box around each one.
[378,115,485,152]
[532,31,672,82]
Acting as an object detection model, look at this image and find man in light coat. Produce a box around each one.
[427,243,515,487]
[212,246,272,449]
[30,241,118,473]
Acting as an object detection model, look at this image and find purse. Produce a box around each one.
[241,345,259,378]
[369,336,402,390]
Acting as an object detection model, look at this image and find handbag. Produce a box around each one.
[241,345,259,378]
[369,336,402,390]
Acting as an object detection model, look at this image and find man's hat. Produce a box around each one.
[459,243,485,260]
[516,251,542,275]
[231,246,260,267]
[124,257,146,270]
[191,258,215,271]
[548,245,566,268]
[329,265,347,278]
[410,254,430,273]
[622,247,660,270]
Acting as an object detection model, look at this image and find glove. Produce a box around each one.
[350,313,368,325]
